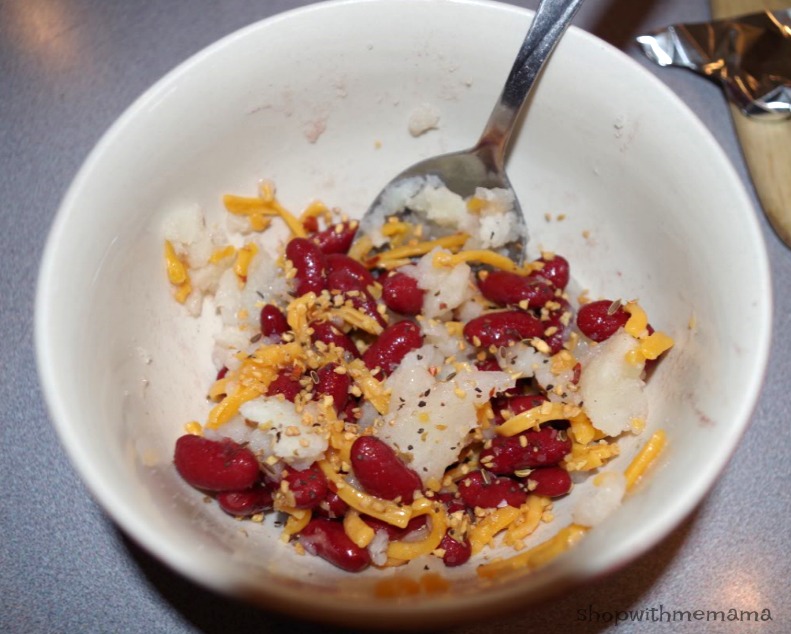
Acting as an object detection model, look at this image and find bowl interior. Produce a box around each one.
[36,0,771,626]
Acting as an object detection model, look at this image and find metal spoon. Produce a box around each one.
[358,0,585,265]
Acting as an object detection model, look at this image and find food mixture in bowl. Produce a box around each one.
[162,178,672,578]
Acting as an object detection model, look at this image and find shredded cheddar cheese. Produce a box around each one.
[625,430,666,491]
[477,524,588,579]
[368,233,468,264]
[343,509,376,548]
[626,331,675,365]
[233,242,258,282]
[469,506,521,555]
[164,240,188,284]
[206,384,261,429]
[563,440,620,471]
[503,496,551,548]
[496,401,580,437]
[209,245,236,264]
[386,499,447,561]
[317,461,412,528]
[624,301,649,337]
[433,249,523,274]
[568,412,604,445]
[282,509,312,537]
[298,200,331,226]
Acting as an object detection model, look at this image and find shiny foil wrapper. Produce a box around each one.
[637,10,791,119]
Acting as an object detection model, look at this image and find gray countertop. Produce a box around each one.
[2,1,789,632]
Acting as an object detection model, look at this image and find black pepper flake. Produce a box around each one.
[418,401,426,408]
[446,372,457,381]
[407,444,414,451]
[417,354,423,361]
[545,384,554,391]
[422,389,431,397]
[417,428,425,434]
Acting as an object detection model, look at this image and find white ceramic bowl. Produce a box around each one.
[36,0,771,627]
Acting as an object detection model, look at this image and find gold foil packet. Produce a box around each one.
[637,10,791,120]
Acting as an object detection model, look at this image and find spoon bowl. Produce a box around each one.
[358,0,585,265]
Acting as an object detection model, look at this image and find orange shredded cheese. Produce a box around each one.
[298,200,331,226]
[477,524,588,578]
[386,499,447,561]
[369,233,468,264]
[317,461,411,528]
[496,401,579,437]
[282,509,312,537]
[433,249,523,274]
[504,496,551,547]
[164,240,188,284]
[625,430,666,491]
[624,301,649,337]
[233,242,258,282]
[626,331,675,365]
[563,440,620,471]
[209,245,236,264]
[206,384,261,429]
[343,509,376,548]
[469,506,521,555]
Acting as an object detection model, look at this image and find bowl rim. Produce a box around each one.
[35,0,773,626]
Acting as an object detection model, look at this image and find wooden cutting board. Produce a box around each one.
[710,0,791,247]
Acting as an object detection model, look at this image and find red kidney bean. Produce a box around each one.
[542,297,573,355]
[283,463,329,509]
[440,532,472,567]
[317,489,349,519]
[298,518,371,572]
[310,320,359,358]
[217,482,274,516]
[434,492,467,515]
[260,304,289,339]
[340,396,361,423]
[576,299,629,342]
[481,426,571,475]
[477,271,555,309]
[491,394,548,425]
[382,272,424,316]
[528,254,570,290]
[362,514,429,540]
[313,363,350,413]
[326,253,375,289]
[174,435,260,492]
[351,436,423,502]
[266,367,302,402]
[286,237,327,297]
[311,221,358,255]
[463,310,544,348]
[328,269,386,328]
[526,466,572,497]
[302,215,319,234]
[457,471,527,509]
[362,320,423,377]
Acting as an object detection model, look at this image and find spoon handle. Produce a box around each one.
[477,0,585,162]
